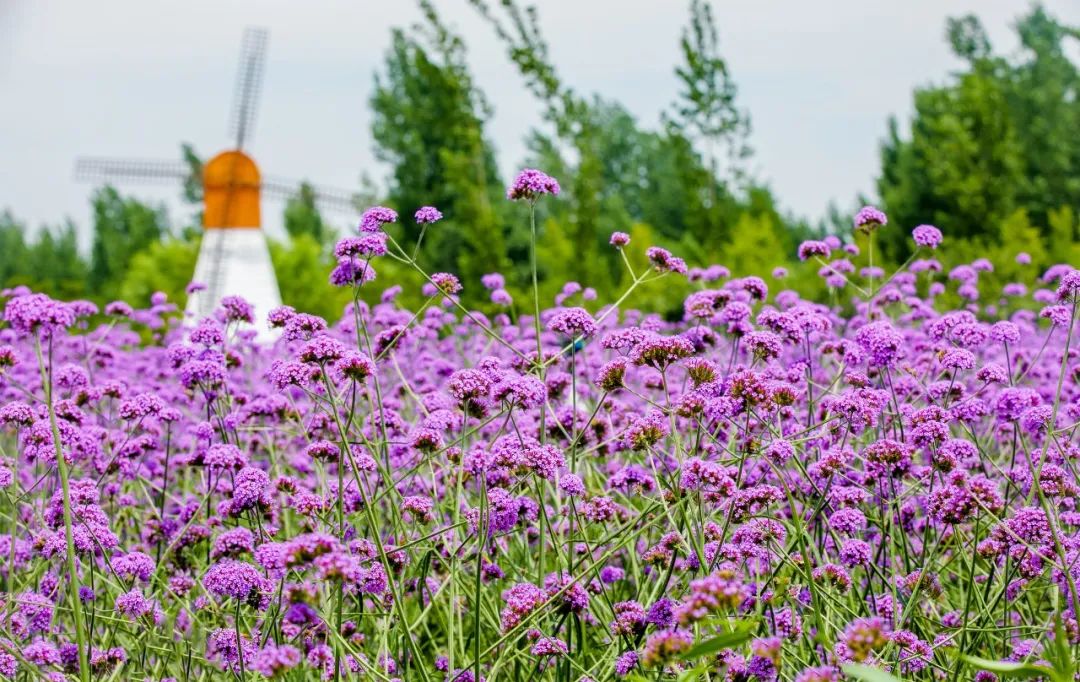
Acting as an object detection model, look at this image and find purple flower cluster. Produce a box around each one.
[0,192,1077,681]
[414,205,443,224]
[853,204,887,232]
[359,205,398,232]
[912,223,943,249]
[506,168,560,201]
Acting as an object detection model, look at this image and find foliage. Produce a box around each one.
[877,6,1080,264]
[118,236,201,309]
[283,182,332,245]
[669,0,752,187]
[88,187,170,301]
[0,212,89,300]
[370,0,510,292]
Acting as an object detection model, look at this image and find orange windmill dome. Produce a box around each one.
[203,150,261,228]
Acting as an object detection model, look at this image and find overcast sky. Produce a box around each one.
[2,1,1078,244]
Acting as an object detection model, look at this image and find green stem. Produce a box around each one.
[35,335,90,682]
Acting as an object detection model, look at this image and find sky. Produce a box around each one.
[2,0,1079,244]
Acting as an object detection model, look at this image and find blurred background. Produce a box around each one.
[2,0,1079,319]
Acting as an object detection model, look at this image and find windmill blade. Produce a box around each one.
[227,27,269,150]
[75,157,190,184]
[261,177,361,215]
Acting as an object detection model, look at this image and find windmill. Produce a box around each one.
[75,27,360,341]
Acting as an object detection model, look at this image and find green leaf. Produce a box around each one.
[676,663,709,681]
[1051,611,1075,679]
[841,663,904,682]
[677,627,754,660]
[962,655,1058,679]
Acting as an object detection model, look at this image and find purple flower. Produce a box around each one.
[112,551,155,582]
[912,224,943,249]
[360,206,398,232]
[500,583,546,631]
[105,300,134,317]
[219,295,254,324]
[491,289,513,306]
[1056,269,1080,301]
[414,205,443,224]
[431,272,462,295]
[203,560,271,607]
[646,247,688,275]
[798,240,831,261]
[559,473,585,496]
[547,307,597,338]
[530,636,567,658]
[614,651,639,677]
[335,234,387,258]
[855,320,904,367]
[227,467,272,515]
[674,566,748,624]
[330,257,377,287]
[251,643,302,677]
[115,589,156,619]
[641,629,693,667]
[4,294,75,335]
[481,273,505,290]
[507,168,560,201]
[854,205,887,232]
[835,616,890,663]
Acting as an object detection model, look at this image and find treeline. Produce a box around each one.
[3,2,1079,320]
[873,7,1080,276]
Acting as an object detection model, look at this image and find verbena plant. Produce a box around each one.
[0,169,1077,681]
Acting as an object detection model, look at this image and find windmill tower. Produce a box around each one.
[76,27,360,341]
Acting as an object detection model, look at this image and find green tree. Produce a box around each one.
[669,0,751,189]
[876,69,1025,260]
[119,237,201,308]
[877,6,1080,264]
[0,212,32,287]
[469,0,791,316]
[1045,205,1080,266]
[0,212,90,300]
[180,143,204,206]
[1005,7,1080,228]
[88,187,169,301]
[371,0,509,297]
[284,182,330,245]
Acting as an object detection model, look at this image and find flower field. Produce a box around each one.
[1,170,1079,681]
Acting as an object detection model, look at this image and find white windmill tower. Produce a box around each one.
[75,28,361,341]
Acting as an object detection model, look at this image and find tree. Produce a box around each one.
[946,15,992,62]
[88,187,169,301]
[0,212,89,300]
[180,143,204,206]
[876,70,1025,260]
[469,0,790,315]
[877,6,1080,264]
[0,212,31,288]
[119,237,201,308]
[1005,7,1080,228]
[283,182,330,245]
[669,0,751,189]
[371,0,509,297]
